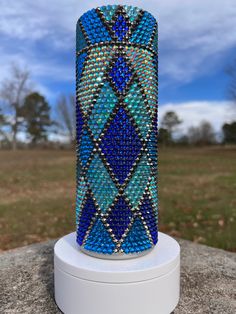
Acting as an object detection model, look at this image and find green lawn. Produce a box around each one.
[0,147,235,251]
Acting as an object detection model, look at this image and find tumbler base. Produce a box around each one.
[79,246,154,260]
[54,232,180,314]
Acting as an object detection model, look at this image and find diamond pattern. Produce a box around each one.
[107,196,132,240]
[76,103,83,142]
[100,5,117,22]
[125,154,151,207]
[88,82,117,139]
[80,9,112,44]
[130,11,156,45]
[76,5,158,256]
[80,128,93,167]
[149,177,158,218]
[76,176,87,224]
[84,219,116,254]
[77,52,87,84]
[147,126,158,170]
[121,218,152,253]
[87,154,118,212]
[100,107,142,184]
[123,5,141,22]
[140,194,158,244]
[77,192,97,245]
[109,56,132,93]
[124,81,152,138]
[112,15,129,41]
[78,46,115,115]
[126,47,158,117]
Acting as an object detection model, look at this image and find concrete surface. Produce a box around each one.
[0,237,235,314]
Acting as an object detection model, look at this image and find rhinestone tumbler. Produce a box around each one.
[76,5,158,259]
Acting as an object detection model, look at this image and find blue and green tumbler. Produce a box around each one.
[76,5,158,259]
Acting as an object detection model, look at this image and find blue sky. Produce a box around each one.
[0,0,236,134]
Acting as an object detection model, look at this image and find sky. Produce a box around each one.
[0,0,236,135]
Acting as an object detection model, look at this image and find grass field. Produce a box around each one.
[0,147,235,252]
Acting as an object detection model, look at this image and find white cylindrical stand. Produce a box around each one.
[54,232,180,314]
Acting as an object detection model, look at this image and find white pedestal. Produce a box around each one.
[54,232,180,314]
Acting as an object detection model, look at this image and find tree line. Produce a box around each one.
[0,64,235,150]
[159,111,236,146]
[0,64,75,149]
[159,58,236,146]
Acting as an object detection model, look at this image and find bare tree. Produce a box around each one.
[56,94,76,143]
[188,121,216,145]
[0,63,31,150]
[200,121,216,144]
[188,126,200,145]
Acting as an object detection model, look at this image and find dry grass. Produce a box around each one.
[0,147,235,251]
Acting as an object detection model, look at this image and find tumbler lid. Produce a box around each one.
[54,232,180,283]
[76,5,158,54]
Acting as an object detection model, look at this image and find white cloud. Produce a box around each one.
[0,0,236,98]
[0,1,50,40]
[159,100,235,134]
[0,46,74,100]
